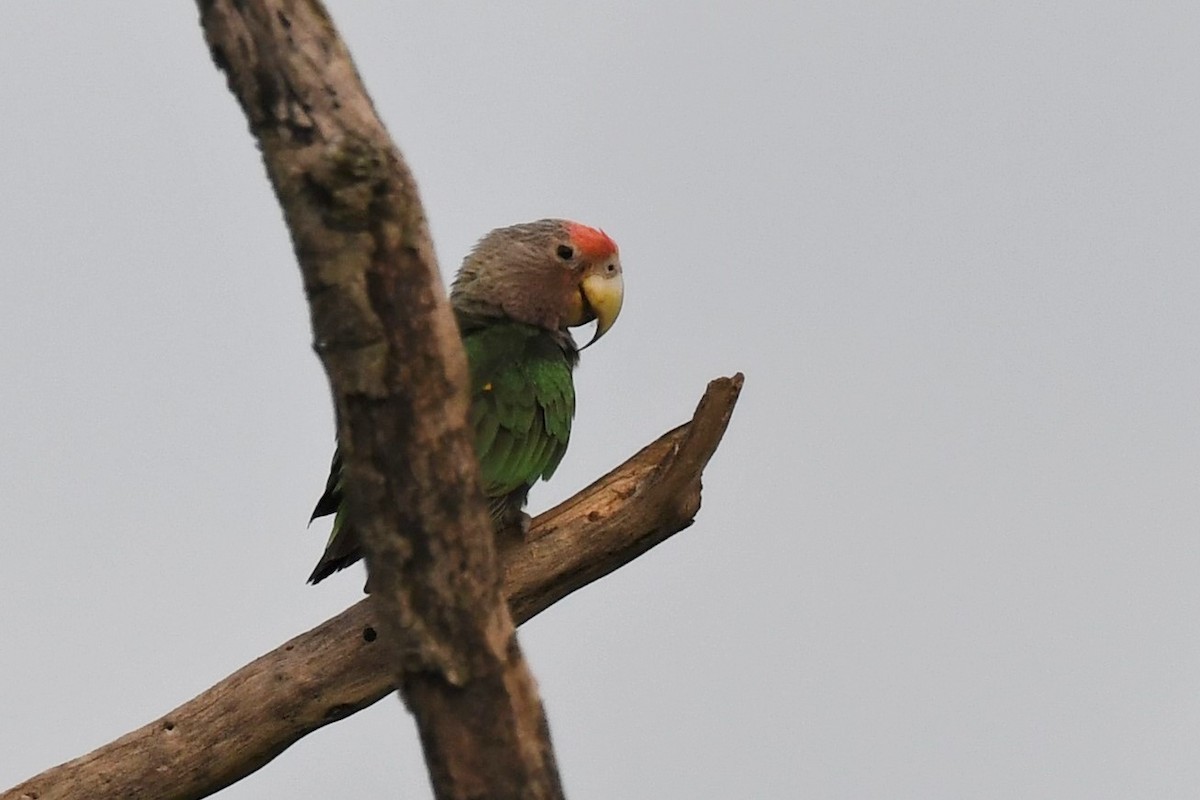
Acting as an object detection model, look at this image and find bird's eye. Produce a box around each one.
[605,262,616,273]
[556,244,575,260]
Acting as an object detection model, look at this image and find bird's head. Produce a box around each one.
[451,219,624,348]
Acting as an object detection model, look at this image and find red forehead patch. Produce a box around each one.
[566,222,618,259]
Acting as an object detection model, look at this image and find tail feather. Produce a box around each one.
[308,463,531,586]
[307,507,362,584]
[309,450,343,523]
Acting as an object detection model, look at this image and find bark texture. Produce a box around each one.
[2,376,742,800]
[197,1,558,797]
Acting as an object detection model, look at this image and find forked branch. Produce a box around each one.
[2,375,742,800]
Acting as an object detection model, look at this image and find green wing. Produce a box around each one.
[308,321,576,584]
[465,322,576,500]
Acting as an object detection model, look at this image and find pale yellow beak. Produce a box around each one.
[579,271,624,349]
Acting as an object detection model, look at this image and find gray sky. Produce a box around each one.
[2,2,1199,798]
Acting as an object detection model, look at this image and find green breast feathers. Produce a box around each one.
[465,321,577,501]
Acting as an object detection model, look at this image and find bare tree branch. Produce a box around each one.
[2,375,742,800]
[195,1,565,797]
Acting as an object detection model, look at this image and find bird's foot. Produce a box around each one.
[498,510,533,542]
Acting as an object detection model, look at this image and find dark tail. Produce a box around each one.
[308,449,362,583]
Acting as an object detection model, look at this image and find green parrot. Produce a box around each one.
[307,218,625,584]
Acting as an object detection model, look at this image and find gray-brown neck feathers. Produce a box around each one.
[450,219,576,334]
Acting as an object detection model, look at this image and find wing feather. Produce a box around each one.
[465,322,576,497]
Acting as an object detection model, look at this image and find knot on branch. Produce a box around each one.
[305,136,390,232]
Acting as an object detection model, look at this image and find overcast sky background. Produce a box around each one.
[2,2,1199,798]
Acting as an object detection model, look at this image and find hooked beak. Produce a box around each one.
[578,271,624,349]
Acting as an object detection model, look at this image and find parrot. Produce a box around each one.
[307,218,624,584]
